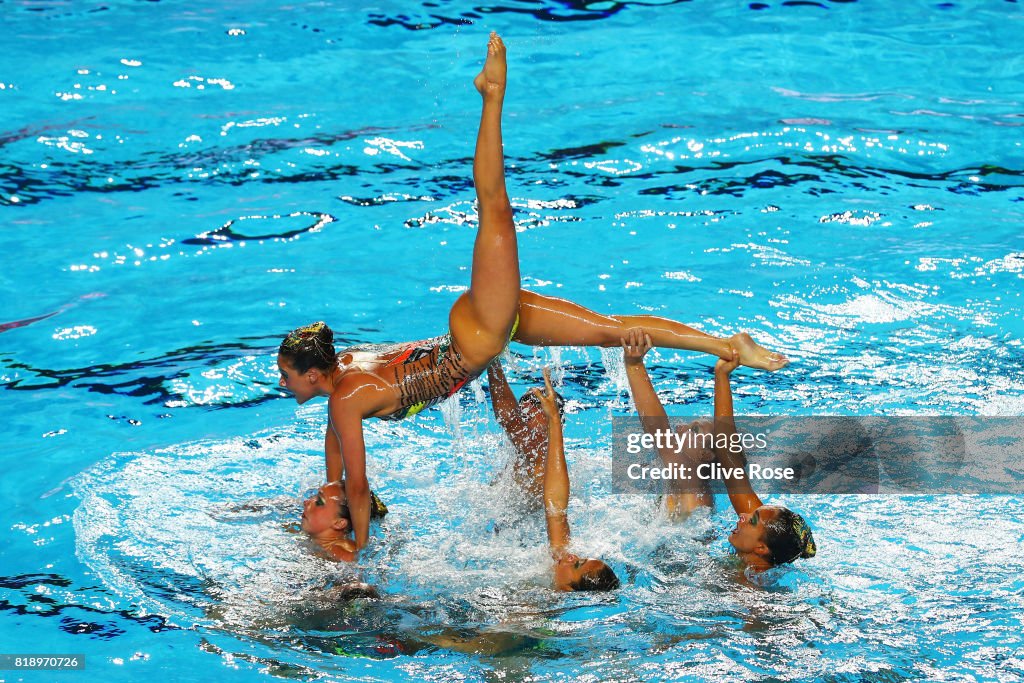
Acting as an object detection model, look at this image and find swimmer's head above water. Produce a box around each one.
[553,553,620,592]
[278,322,339,404]
[728,504,816,568]
[300,481,348,537]
[300,481,388,561]
[517,386,566,439]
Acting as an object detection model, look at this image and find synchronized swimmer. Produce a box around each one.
[489,364,619,591]
[621,329,815,571]
[277,33,807,579]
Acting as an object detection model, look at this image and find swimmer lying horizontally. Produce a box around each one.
[621,329,815,571]
[277,33,787,559]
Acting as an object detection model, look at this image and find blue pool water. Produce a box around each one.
[3,0,1024,681]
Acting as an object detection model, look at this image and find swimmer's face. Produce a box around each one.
[278,355,314,404]
[519,397,548,433]
[301,482,349,537]
[553,553,608,591]
[728,505,780,558]
[676,421,715,465]
[518,394,562,437]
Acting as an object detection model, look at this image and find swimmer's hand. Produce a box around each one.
[715,348,741,376]
[529,368,560,421]
[621,328,653,366]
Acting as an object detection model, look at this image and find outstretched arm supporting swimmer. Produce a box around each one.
[488,365,617,591]
[712,360,817,569]
[711,355,764,516]
[621,328,715,516]
[621,329,671,438]
[325,423,343,483]
[533,368,572,557]
[329,378,392,553]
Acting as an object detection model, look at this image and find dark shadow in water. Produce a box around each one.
[0,337,286,409]
[0,572,177,640]
[4,123,1022,210]
[181,212,334,246]
[0,125,431,207]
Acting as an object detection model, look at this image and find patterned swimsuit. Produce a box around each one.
[378,334,477,421]
[376,316,519,422]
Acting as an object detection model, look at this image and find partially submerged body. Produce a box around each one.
[491,365,618,592]
[299,481,387,563]
[621,329,815,572]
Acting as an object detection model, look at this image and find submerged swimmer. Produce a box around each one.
[486,358,559,508]
[621,329,815,571]
[277,33,787,557]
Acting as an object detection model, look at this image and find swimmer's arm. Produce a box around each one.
[543,410,572,555]
[622,330,676,460]
[329,382,388,552]
[325,423,343,483]
[622,339,671,437]
[713,357,763,515]
[486,360,531,451]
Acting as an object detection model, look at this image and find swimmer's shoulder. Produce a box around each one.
[327,369,396,418]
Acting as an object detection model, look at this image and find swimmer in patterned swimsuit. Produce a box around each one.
[378,318,515,422]
[277,34,788,558]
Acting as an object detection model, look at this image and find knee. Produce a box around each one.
[462,336,505,371]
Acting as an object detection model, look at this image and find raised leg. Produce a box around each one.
[449,32,520,369]
[514,289,787,371]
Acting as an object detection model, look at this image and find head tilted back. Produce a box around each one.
[519,388,567,417]
[569,562,620,592]
[763,507,816,566]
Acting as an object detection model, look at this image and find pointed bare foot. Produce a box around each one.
[473,32,507,98]
[730,332,789,371]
